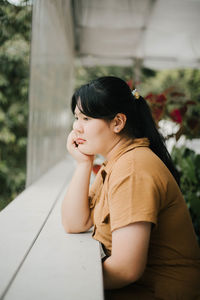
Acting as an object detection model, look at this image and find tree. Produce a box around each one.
[0,0,32,210]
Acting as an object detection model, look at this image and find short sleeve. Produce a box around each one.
[108,160,161,232]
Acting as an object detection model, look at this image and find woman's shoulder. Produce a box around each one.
[110,146,170,184]
[109,147,150,180]
[113,146,156,170]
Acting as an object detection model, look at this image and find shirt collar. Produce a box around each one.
[101,138,149,180]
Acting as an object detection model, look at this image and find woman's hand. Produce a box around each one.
[62,129,94,233]
[66,130,94,164]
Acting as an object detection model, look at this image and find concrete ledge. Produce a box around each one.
[0,156,104,300]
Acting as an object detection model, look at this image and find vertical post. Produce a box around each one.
[133,58,143,89]
[27,0,75,186]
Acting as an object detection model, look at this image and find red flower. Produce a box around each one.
[92,164,101,175]
[170,109,182,124]
[145,93,167,122]
[156,94,167,103]
[145,93,166,104]
[145,93,154,102]
[153,107,164,121]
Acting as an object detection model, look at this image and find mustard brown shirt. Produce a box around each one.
[89,138,200,299]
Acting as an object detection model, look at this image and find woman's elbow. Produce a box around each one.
[62,220,80,234]
[61,219,91,234]
[121,264,146,285]
[62,221,72,233]
[129,269,144,283]
[62,224,76,234]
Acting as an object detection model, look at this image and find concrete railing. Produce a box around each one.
[0,156,104,300]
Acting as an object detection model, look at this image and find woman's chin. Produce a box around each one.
[78,145,95,156]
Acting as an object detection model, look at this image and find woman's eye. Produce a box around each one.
[83,117,89,121]
[74,116,78,120]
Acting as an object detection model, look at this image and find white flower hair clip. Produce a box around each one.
[132,89,140,99]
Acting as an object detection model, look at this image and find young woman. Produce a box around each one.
[61,76,200,299]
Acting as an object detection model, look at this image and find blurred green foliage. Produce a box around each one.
[141,69,200,240]
[140,69,200,102]
[171,146,200,242]
[141,69,200,139]
[0,0,32,210]
[74,64,133,89]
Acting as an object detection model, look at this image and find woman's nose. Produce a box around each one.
[73,120,83,133]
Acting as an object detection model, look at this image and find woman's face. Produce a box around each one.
[73,106,117,157]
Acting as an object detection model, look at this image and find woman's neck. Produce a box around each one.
[104,136,131,161]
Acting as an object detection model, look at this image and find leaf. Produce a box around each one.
[0,127,16,144]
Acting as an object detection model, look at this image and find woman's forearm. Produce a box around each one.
[61,161,93,233]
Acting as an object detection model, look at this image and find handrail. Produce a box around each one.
[0,156,104,300]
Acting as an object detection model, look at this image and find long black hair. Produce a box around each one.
[71,76,180,185]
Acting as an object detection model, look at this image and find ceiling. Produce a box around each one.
[72,0,200,69]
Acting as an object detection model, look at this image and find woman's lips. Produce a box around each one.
[76,138,86,144]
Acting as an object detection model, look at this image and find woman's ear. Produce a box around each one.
[112,113,127,133]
